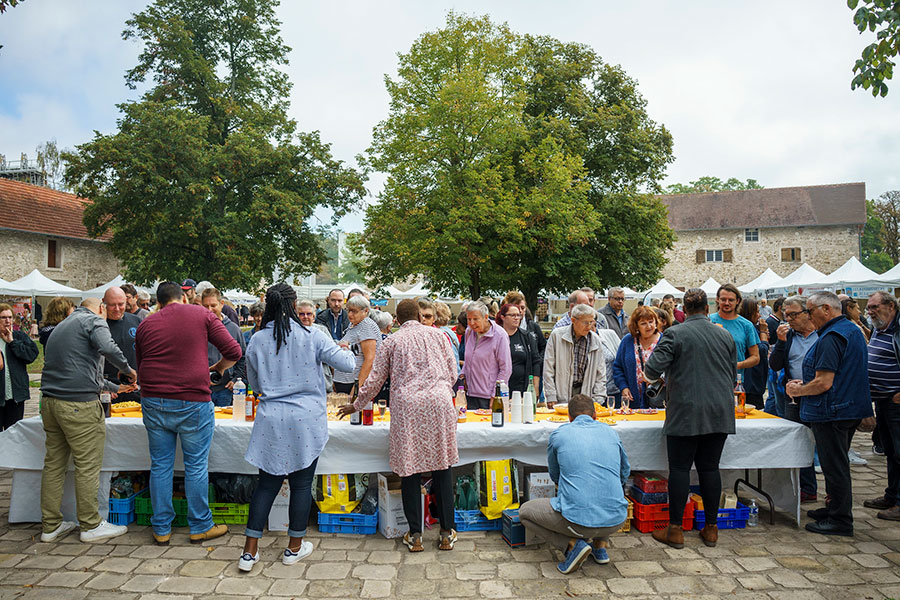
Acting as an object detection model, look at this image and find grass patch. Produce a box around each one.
[27,342,44,375]
[30,380,41,388]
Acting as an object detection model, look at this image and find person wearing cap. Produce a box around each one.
[182,279,198,304]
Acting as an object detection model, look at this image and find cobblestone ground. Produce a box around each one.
[1,391,899,599]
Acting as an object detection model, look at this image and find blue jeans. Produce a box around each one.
[245,459,318,539]
[142,398,215,535]
[210,388,232,408]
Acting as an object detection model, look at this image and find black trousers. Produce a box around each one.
[401,468,454,534]
[1,399,25,431]
[875,399,900,504]
[333,381,355,394]
[666,433,729,526]
[811,419,860,529]
[467,396,491,410]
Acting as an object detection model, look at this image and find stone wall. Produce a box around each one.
[0,229,121,290]
[661,225,860,288]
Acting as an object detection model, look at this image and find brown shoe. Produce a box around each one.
[189,524,227,544]
[699,524,718,547]
[651,524,684,549]
[438,529,457,551]
[152,532,171,546]
[403,532,424,552]
[864,496,895,510]
[876,505,900,521]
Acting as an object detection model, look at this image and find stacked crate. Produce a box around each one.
[629,474,694,533]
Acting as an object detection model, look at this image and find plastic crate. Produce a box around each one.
[631,499,694,533]
[109,489,141,514]
[318,511,378,534]
[616,498,634,533]
[501,509,525,547]
[630,485,668,505]
[210,502,250,525]
[108,510,135,526]
[694,502,749,530]
[633,474,667,493]
[455,509,502,532]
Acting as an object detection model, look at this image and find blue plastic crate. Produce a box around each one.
[108,510,135,526]
[454,509,502,532]
[109,490,141,513]
[318,512,378,535]
[694,502,750,530]
[630,485,668,505]
[501,509,525,547]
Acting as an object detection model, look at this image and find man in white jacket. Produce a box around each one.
[543,304,607,406]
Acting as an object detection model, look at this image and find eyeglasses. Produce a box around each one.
[0,315,13,320]
[784,310,808,320]
[866,301,891,313]
[506,314,523,319]
[610,296,625,301]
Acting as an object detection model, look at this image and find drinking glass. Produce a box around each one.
[378,399,387,417]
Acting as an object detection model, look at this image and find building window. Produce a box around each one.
[706,249,723,262]
[47,239,61,269]
[781,247,801,262]
[696,249,733,263]
[744,228,759,242]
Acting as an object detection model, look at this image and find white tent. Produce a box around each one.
[640,278,684,300]
[403,281,431,298]
[80,275,128,300]
[809,256,879,288]
[764,263,826,294]
[8,269,82,297]
[0,277,28,296]
[223,289,258,304]
[738,268,783,294]
[876,262,900,285]
[622,287,642,299]
[699,277,721,296]
[384,285,415,299]
[341,282,368,296]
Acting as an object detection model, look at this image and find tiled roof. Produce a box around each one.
[659,182,866,231]
[0,178,110,241]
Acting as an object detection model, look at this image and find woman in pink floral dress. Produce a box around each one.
[339,299,459,552]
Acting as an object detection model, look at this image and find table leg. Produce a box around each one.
[733,468,775,525]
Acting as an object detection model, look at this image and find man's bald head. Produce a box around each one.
[81,298,102,315]
[103,286,128,320]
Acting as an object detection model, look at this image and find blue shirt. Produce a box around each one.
[868,323,900,401]
[787,330,818,381]
[548,414,630,528]
[709,313,760,380]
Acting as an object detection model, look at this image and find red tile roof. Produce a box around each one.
[659,182,866,231]
[0,178,110,241]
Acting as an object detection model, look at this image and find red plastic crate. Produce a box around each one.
[634,514,694,533]
[633,474,668,493]
[630,498,693,524]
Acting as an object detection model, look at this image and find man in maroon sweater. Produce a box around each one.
[136,281,242,546]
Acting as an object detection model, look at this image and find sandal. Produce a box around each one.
[402,532,424,552]
[439,529,457,551]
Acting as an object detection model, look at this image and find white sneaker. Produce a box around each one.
[79,520,127,543]
[238,551,259,572]
[848,449,868,466]
[41,521,77,543]
[282,540,313,565]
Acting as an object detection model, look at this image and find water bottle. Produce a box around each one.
[232,378,247,422]
[747,498,759,527]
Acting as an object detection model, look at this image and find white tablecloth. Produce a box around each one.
[0,415,814,523]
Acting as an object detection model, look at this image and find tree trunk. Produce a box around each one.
[468,268,481,300]
[522,285,541,319]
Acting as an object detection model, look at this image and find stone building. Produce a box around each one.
[658,183,866,288]
[0,178,120,289]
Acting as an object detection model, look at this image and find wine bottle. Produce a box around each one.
[491,380,504,427]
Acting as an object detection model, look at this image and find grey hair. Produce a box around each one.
[871,291,900,312]
[607,287,624,298]
[296,299,315,311]
[194,280,214,296]
[466,300,489,316]
[347,295,370,311]
[571,303,597,321]
[580,287,594,295]
[568,290,587,307]
[782,296,806,310]
[249,301,266,316]
[808,291,841,311]
[373,310,393,331]
[137,290,151,301]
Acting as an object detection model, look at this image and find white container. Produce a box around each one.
[526,472,556,500]
[510,391,523,424]
[522,391,534,424]
[500,381,510,423]
[377,473,424,538]
[232,378,246,422]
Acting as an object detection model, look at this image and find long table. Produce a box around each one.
[0,415,814,524]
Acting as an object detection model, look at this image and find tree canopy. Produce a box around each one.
[359,13,674,304]
[849,0,899,97]
[64,0,365,291]
[664,176,764,195]
[861,198,894,272]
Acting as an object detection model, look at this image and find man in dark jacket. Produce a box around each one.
[0,303,39,430]
[315,288,349,340]
[101,287,142,403]
[786,291,874,537]
[599,288,628,339]
[768,296,818,502]
[200,287,246,407]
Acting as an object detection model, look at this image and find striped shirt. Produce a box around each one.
[572,328,589,386]
[868,323,900,401]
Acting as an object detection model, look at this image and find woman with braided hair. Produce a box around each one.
[238,283,355,572]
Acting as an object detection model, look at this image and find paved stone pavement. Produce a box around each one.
[1,394,900,599]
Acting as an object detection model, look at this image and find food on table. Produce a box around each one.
[553,403,568,415]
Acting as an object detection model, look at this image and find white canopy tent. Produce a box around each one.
[8,269,82,297]
[80,275,128,300]
[223,290,258,304]
[341,282,369,296]
[699,277,721,296]
[808,256,879,289]
[738,268,783,294]
[876,262,900,286]
[764,263,826,295]
[0,277,28,296]
[640,278,685,300]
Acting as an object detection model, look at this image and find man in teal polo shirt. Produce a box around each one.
[710,283,760,382]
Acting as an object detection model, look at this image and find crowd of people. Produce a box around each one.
[1,276,898,575]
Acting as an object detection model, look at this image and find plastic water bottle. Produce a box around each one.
[747,498,759,527]
[232,378,247,422]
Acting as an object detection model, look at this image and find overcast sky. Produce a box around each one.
[1,0,898,233]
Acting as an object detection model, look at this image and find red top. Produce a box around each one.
[136,303,242,403]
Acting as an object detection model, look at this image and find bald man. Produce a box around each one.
[101,287,142,403]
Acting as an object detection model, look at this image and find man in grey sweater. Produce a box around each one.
[40,297,137,544]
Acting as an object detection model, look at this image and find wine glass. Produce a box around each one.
[378,398,387,417]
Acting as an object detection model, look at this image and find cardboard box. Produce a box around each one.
[377,473,424,539]
[526,472,556,500]
[268,503,290,532]
[273,480,290,506]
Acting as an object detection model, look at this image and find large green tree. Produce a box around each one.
[360,13,674,305]
[664,176,763,194]
[872,190,900,264]
[861,198,894,272]
[64,0,365,291]
[849,0,899,97]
